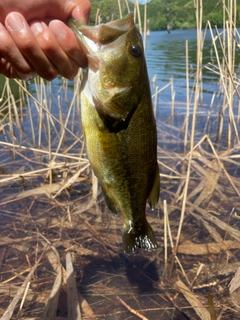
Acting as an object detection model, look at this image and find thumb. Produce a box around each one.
[71,1,91,25]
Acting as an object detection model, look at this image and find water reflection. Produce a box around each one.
[145,29,240,104]
[145,28,240,144]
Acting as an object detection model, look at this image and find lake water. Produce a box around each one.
[145,29,240,121]
[147,28,240,92]
[139,28,240,146]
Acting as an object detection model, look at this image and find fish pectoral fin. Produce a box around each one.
[101,186,119,215]
[148,165,160,209]
[122,220,158,254]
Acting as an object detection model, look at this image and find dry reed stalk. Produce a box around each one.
[14,79,82,143]
[187,200,240,241]
[152,82,172,97]
[158,159,182,179]
[0,159,87,191]
[153,85,158,118]
[184,40,190,153]
[117,296,149,320]
[189,263,205,289]
[0,76,7,101]
[226,1,234,144]
[8,91,15,146]
[40,241,64,319]
[53,162,90,198]
[205,0,239,146]
[166,204,174,251]
[178,238,240,255]
[203,92,216,134]
[143,0,147,49]
[32,77,40,104]
[163,199,168,268]
[118,0,123,18]
[66,252,82,320]
[16,281,30,319]
[0,251,44,320]
[18,82,24,121]
[179,133,240,202]
[37,104,43,149]
[0,141,87,162]
[215,26,239,144]
[10,94,21,134]
[51,84,79,163]
[175,0,202,250]
[161,206,191,283]
[46,106,52,161]
[176,279,211,320]
[95,8,100,25]
[0,97,9,115]
[205,135,240,197]
[133,0,142,34]
[29,100,36,146]
[163,199,190,282]
[1,267,32,285]
[170,77,175,117]
[62,77,68,102]
[125,0,130,13]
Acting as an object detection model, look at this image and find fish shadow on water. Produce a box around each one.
[77,252,160,295]
[123,253,160,293]
[76,251,192,320]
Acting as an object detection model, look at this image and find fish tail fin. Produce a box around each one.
[122,220,157,254]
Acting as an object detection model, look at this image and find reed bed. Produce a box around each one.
[0,0,240,319]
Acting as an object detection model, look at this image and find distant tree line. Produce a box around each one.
[89,0,240,30]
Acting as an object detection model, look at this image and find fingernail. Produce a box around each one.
[6,13,25,32]
[16,71,38,81]
[73,6,90,24]
[50,21,67,40]
[30,22,44,35]
[69,70,78,80]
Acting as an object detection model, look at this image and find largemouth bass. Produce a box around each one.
[68,14,160,254]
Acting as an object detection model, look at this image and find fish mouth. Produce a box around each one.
[68,14,135,71]
[69,13,134,43]
[68,20,100,71]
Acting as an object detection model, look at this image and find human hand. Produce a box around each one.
[0,0,91,80]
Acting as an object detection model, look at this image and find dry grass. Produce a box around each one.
[0,0,240,319]
[1,78,240,320]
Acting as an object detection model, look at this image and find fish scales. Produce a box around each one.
[69,14,160,253]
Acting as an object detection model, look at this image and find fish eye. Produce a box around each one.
[130,44,142,57]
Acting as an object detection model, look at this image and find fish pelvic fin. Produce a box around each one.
[148,165,160,209]
[101,186,119,215]
[123,220,157,254]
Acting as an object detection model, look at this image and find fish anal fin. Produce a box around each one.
[148,165,160,209]
[122,220,158,254]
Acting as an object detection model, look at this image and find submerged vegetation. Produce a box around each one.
[0,0,240,319]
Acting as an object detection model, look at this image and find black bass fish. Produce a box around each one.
[68,14,160,253]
